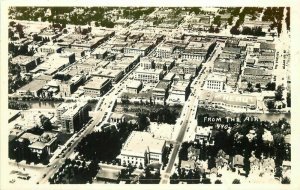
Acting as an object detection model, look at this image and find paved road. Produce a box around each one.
[160,42,222,184]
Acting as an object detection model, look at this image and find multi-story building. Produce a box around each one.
[133,68,163,83]
[153,58,175,71]
[28,132,58,157]
[152,81,170,104]
[93,69,124,84]
[118,131,166,168]
[167,81,190,105]
[211,92,257,110]
[242,67,272,87]
[10,55,41,73]
[56,102,78,124]
[38,44,62,54]
[124,42,154,56]
[126,80,143,94]
[156,44,175,58]
[140,57,154,69]
[60,102,90,133]
[204,73,227,91]
[59,74,85,97]
[83,77,112,97]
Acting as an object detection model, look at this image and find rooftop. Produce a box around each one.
[11,55,39,66]
[134,68,163,74]
[84,77,110,90]
[127,80,142,89]
[212,92,257,106]
[121,131,165,157]
[206,73,227,82]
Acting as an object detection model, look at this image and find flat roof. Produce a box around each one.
[28,141,46,150]
[20,132,40,143]
[163,72,175,81]
[84,77,110,90]
[127,80,142,89]
[121,131,165,157]
[18,78,48,92]
[213,93,257,106]
[11,55,39,66]
[206,73,227,82]
[134,68,163,74]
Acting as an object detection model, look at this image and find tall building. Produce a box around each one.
[204,73,227,91]
[59,102,90,133]
[118,131,166,168]
[133,68,163,83]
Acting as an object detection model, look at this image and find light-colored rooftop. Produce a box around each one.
[134,68,163,75]
[121,131,165,157]
[206,73,227,82]
[84,77,110,90]
[127,80,142,89]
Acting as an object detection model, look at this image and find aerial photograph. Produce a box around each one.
[6,6,291,185]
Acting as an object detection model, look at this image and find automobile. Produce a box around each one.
[53,165,57,168]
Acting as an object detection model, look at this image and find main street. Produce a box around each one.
[160,41,222,184]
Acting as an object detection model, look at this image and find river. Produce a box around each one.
[12,100,97,111]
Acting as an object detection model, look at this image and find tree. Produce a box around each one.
[274,166,283,178]
[215,179,222,184]
[266,82,276,91]
[281,177,290,184]
[170,173,179,184]
[201,178,211,184]
[137,113,150,131]
[40,115,53,131]
[207,156,216,169]
[287,92,291,107]
[275,85,284,101]
[267,100,275,110]
[232,179,241,184]
[228,16,233,25]
[230,25,240,35]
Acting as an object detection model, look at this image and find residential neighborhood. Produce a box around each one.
[5,6,291,185]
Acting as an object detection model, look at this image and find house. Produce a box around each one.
[282,161,291,171]
[261,158,275,174]
[249,156,260,172]
[231,155,244,168]
[187,145,200,161]
[109,113,126,124]
[215,156,229,169]
[195,126,212,143]
[181,160,196,170]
